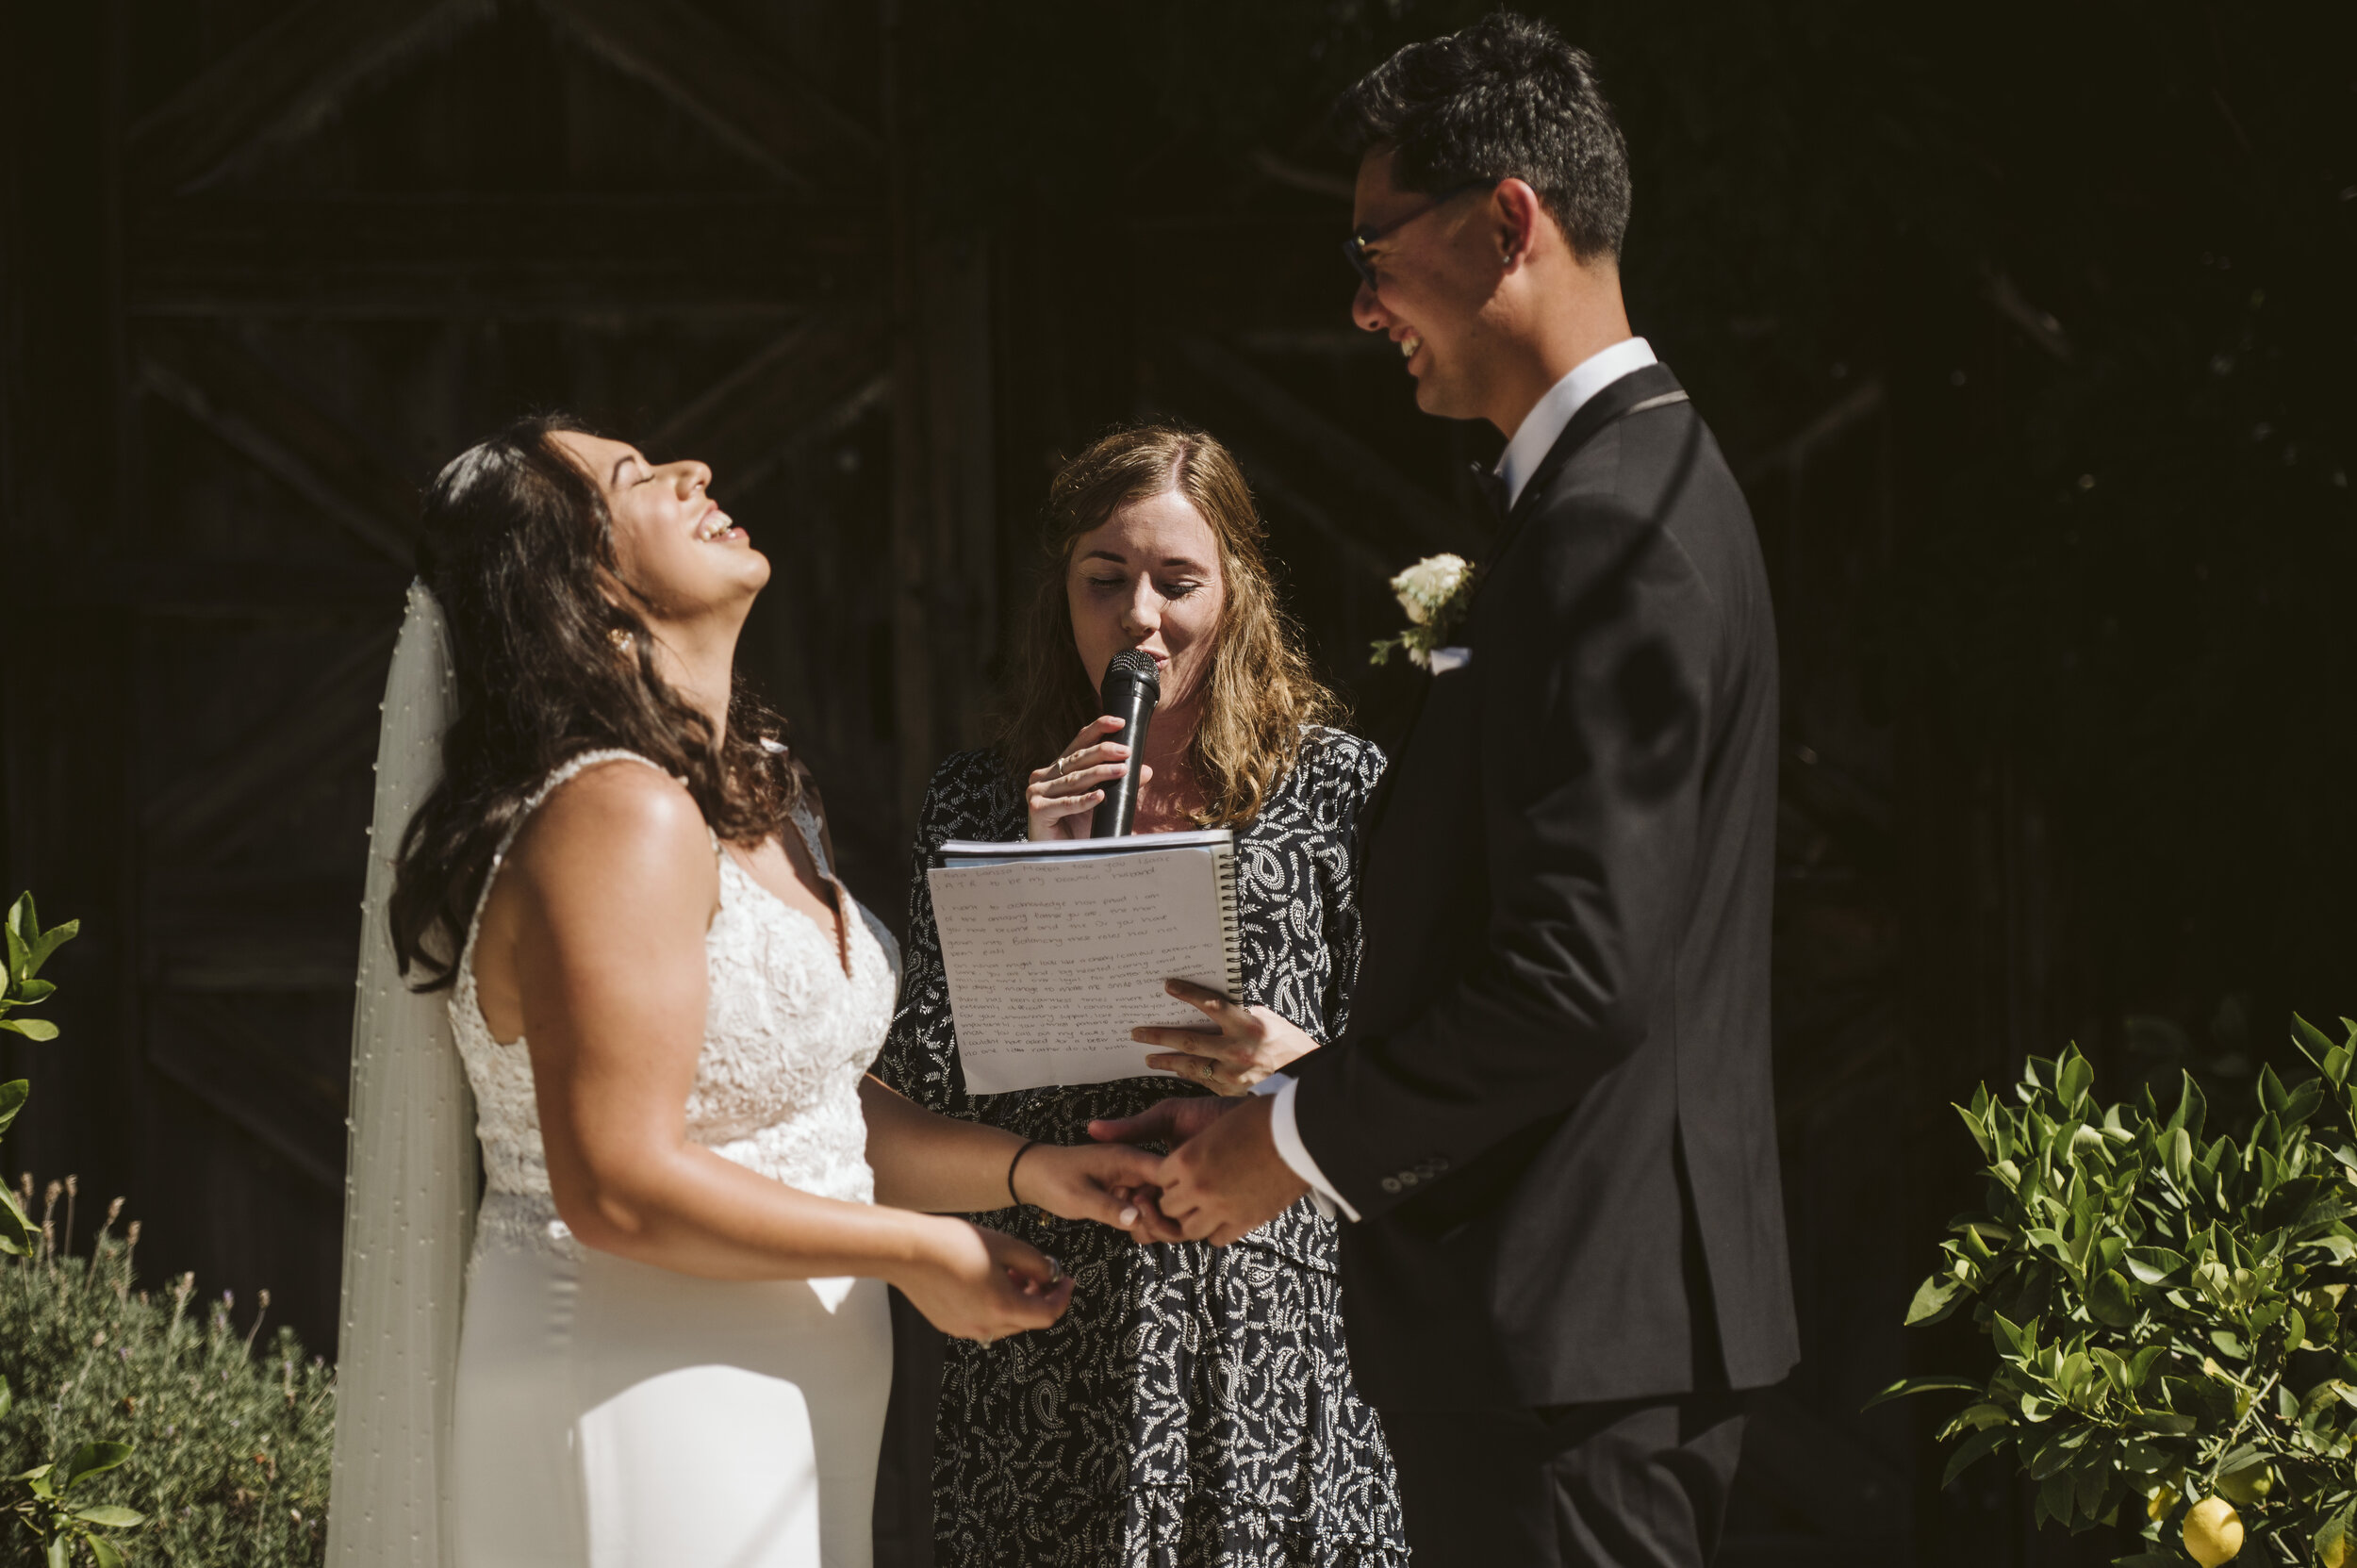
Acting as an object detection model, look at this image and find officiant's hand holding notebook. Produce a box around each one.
[927,829,1242,1095]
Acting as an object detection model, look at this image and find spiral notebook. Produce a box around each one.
[926,829,1242,1095]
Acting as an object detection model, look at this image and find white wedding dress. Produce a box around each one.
[443,749,899,1568]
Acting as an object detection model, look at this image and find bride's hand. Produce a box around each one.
[1011,1142,1170,1243]
[1027,717,1152,841]
[896,1218,1074,1345]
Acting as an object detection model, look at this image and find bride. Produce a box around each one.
[327,415,1163,1568]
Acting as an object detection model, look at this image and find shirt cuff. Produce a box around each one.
[1253,1074,1360,1223]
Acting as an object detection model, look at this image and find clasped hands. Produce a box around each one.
[1082,979,1320,1246]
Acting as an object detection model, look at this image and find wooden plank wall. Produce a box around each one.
[0,3,2138,1563]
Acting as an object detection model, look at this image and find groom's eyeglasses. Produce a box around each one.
[1342,180,1494,289]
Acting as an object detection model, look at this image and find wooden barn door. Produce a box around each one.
[0,0,1010,1365]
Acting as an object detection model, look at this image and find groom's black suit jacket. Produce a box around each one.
[1291,363,1799,1411]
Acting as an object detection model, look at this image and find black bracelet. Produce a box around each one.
[1005,1139,1044,1209]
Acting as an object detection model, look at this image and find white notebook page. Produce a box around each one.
[928,845,1232,1094]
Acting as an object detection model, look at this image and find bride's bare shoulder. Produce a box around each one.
[508,756,714,896]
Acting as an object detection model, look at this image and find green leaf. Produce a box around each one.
[0,1018,58,1042]
[0,1184,33,1258]
[2126,1246,2188,1285]
[1904,1276,1964,1326]
[57,1442,132,1493]
[21,916,77,981]
[2089,1270,2138,1328]
[2128,1409,2197,1435]
[88,1536,125,1568]
[2259,1063,2289,1114]
[2167,1072,2207,1141]
[46,1536,69,1568]
[1938,1402,2014,1439]
[2167,1128,2194,1187]
[70,1505,143,1528]
[2283,1076,2327,1128]
[2040,1468,2075,1526]
[1865,1375,1982,1411]
[2316,1503,2356,1568]
[0,1080,25,1140]
[2294,1013,2340,1069]
[1941,1423,2013,1488]
[2059,1049,2095,1107]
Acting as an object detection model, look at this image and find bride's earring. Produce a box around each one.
[608,627,635,654]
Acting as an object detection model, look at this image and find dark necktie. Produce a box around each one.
[1468,462,1508,520]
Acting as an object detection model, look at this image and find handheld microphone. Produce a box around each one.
[1090,649,1162,837]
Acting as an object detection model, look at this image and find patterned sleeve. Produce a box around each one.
[873,751,1010,1118]
[1310,731,1388,1047]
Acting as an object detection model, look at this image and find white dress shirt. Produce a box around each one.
[1494,336,1657,510]
[1256,336,1659,1223]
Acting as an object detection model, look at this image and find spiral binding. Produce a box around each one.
[1212,837,1244,998]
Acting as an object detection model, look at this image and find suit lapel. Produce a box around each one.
[1476,362,1687,588]
[1356,363,1690,864]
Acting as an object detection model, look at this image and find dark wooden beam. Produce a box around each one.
[648,293,893,495]
[140,622,397,862]
[1221,437,1398,585]
[882,0,933,824]
[0,548,409,615]
[1174,335,1480,556]
[1740,378,1886,487]
[149,996,346,1187]
[138,323,423,562]
[128,194,879,320]
[124,0,496,196]
[540,0,882,191]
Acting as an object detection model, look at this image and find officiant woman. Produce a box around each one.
[875,423,1406,1566]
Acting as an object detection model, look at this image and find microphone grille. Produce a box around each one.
[1107,649,1161,692]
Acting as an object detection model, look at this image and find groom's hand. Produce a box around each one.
[1087,1094,1237,1151]
[1148,1094,1307,1246]
[1086,1096,1236,1243]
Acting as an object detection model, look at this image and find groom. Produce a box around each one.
[1103,15,1798,1567]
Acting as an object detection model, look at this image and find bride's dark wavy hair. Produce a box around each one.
[388,412,803,990]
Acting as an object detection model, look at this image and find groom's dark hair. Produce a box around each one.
[1335,12,1631,261]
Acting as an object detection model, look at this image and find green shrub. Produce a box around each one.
[0,1185,332,1566]
[1881,1018,2357,1565]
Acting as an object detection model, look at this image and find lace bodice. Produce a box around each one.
[451,750,899,1262]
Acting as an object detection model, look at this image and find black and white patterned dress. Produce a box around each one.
[875,730,1408,1568]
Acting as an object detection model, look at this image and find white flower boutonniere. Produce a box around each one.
[1369,553,1476,670]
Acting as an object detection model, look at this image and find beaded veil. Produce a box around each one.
[325,581,475,1567]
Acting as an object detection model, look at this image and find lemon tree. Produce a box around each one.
[1876,1019,2357,1564]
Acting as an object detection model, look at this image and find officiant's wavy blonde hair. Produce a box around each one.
[999,423,1340,828]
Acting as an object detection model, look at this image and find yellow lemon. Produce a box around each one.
[2184,1496,2244,1567]
[2146,1482,2179,1521]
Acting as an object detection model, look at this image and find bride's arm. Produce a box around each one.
[860,1077,1156,1230]
[500,764,1063,1340]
